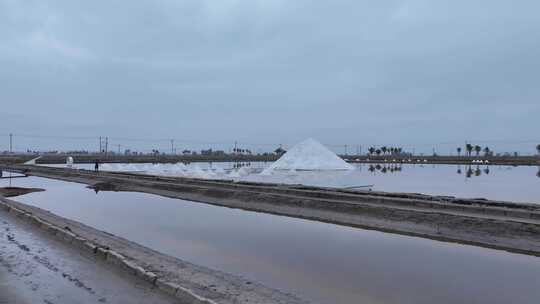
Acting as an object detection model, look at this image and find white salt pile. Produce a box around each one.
[265,138,353,171]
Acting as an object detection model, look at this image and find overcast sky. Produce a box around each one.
[1,0,539,153]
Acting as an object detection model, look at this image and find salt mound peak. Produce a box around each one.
[267,138,353,171]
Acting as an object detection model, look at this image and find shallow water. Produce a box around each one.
[249,163,540,203]
[44,162,540,203]
[2,176,540,304]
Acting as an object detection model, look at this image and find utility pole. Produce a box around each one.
[105,137,108,156]
[99,136,102,153]
[9,133,13,153]
[117,144,121,154]
[344,144,348,156]
[171,139,174,155]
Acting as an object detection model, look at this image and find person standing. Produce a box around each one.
[94,160,99,172]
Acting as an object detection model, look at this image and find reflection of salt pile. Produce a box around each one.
[228,167,250,178]
[266,138,353,171]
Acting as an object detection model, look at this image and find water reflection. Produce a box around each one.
[2,176,540,304]
[368,164,403,174]
[365,163,522,179]
[43,162,540,203]
[453,165,491,178]
[232,162,251,169]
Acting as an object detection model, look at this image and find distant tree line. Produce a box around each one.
[456,144,492,157]
[233,148,252,154]
[367,146,403,156]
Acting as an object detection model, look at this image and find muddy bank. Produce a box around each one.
[0,196,306,304]
[87,182,121,192]
[0,207,179,304]
[0,154,277,165]
[0,186,44,197]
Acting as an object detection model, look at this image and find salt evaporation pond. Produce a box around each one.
[2,176,540,304]
[46,162,540,203]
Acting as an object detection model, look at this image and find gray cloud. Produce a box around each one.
[1,0,539,153]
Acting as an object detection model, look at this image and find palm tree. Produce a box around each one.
[368,147,375,155]
[466,144,473,156]
[536,144,540,155]
[457,147,462,156]
[483,146,490,156]
[381,146,387,155]
[375,149,382,156]
[474,145,481,156]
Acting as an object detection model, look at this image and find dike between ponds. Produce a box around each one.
[2,164,539,257]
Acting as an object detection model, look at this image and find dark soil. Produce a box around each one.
[0,187,45,197]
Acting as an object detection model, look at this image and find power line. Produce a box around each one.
[3,132,540,154]
[13,133,97,140]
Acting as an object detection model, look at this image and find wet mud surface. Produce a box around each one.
[0,187,44,198]
[0,212,177,304]
[87,182,121,193]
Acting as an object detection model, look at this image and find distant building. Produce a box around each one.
[201,149,213,155]
[201,149,225,156]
